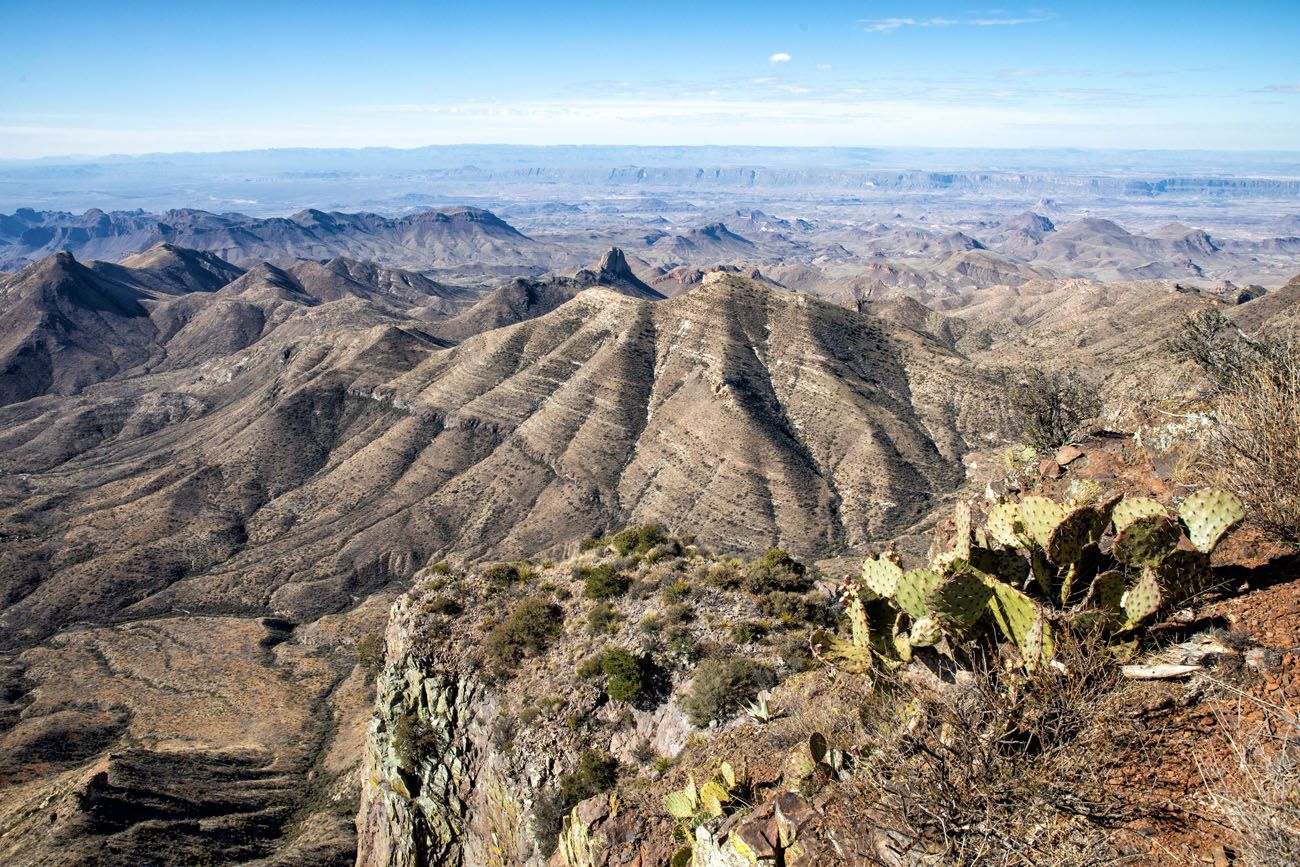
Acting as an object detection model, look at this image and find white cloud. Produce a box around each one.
[768,52,792,64]
[860,13,1044,33]
[1262,83,1300,94]
[816,64,833,71]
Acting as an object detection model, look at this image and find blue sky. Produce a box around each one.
[1,0,1297,157]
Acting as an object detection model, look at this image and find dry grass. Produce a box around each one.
[1202,695,1300,867]
[1205,352,1300,546]
[848,635,1147,866]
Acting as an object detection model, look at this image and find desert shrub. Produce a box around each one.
[485,596,563,666]
[582,563,628,599]
[422,594,463,616]
[586,602,621,635]
[482,562,524,591]
[1007,366,1101,450]
[849,636,1147,865]
[1167,307,1295,394]
[1208,720,1300,867]
[744,547,812,594]
[610,524,669,557]
[534,750,619,856]
[601,648,645,703]
[576,653,603,679]
[355,632,384,672]
[775,633,815,672]
[730,620,767,644]
[427,560,452,575]
[391,711,440,768]
[760,590,832,628]
[664,626,699,664]
[660,577,691,604]
[682,657,776,727]
[1200,340,1300,545]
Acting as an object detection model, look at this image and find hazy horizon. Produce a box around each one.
[3,1,1298,158]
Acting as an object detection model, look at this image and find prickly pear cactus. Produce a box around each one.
[1110,496,1167,533]
[1018,496,1068,549]
[861,554,903,598]
[827,486,1243,675]
[925,569,992,630]
[1178,488,1245,553]
[893,568,943,620]
[1112,514,1181,567]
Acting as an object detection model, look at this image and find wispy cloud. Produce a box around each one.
[1261,83,1300,94]
[860,12,1047,33]
[768,52,792,64]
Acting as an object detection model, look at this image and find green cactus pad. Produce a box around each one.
[894,568,944,619]
[1157,549,1212,601]
[810,631,874,672]
[1046,505,1097,566]
[986,578,1047,659]
[847,594,870,648]
[969,545,1031,587]
[926,570,994,630]
[1178,488,1245,553]
[1111,496,1167,533]
[1019,496,1068,548]
[1113,514,1181,566]
[1085,569,1128,614]
[908,616,944,647]
[1021,612,1054,671]
[700,780,730,817]
[1121,567,1163,627]
[861,554,904,598]
[665,789,696,819]
[985,502,1023,548]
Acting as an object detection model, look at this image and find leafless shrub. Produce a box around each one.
[852,635,1144,866]
[1007,367,1102,451]
[1203,344,1300,545]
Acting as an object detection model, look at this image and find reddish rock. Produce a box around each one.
[1055,444,1085,466]
[1040,458,1063,479]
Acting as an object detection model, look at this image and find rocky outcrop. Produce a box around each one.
[356,597,531,867]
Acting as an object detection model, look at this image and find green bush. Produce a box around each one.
[533,750,619,856]
[602,648,645,703]
[586,601,621,635]
[730,620,767,644]
[482,562,523,591]
[610,525,669,557]
[485,596,564,666]
[582,563,628,599]
[682,657,777,727]
[744,547,812,593]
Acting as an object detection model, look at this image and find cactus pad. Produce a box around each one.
[861,554,904,598]
[1046,505,1097,566]
[1113,514,1181,566]
[894,568,944,619]
[1121,567,1163,627]
[1157,549,1212,601]
[1111,496,1167,533]
[908,616,944,647]
[926,570,993,629]
[1019,496,1067,548]
[700,780,730,817]
[986,502,1023,548]
[986,579,1046,657]
[665,789,696,819]
[1178,488,1245,553]
[1085,569,1128,614]
[846,593,870,648]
